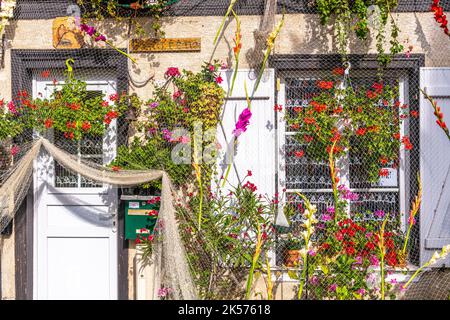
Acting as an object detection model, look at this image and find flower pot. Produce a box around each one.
[284,249,301,267]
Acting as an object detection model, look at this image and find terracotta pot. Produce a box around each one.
[284,249,301,267]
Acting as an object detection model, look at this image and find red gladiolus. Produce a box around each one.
[293,106,302,113]
[432,0,450,36]
[112,166,121,172]
[380,157,388,165]
[393,132,401,140]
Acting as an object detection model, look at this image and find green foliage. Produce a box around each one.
[19,77,130,140]
[316,0,403,68]
[286,75,402,184]
[112,135,192,189]
[0,102,23,141]
[76,0,171,38]
[112,61,225,190]
[176,175,276,299]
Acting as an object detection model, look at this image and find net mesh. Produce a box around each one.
[1,0,450,300]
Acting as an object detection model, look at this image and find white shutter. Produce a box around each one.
[216,69,276,200]
[420,68,450,266]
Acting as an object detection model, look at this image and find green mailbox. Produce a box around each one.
[121,195,160,240]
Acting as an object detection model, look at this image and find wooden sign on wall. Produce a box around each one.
[130,38,201,53]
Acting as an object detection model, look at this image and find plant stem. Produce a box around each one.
[246,223,262,299]
[213,0,237,45]
[329,140,339,223]
[298,252,308,300]
[403,263,429,289]
[265,252,273,300]
[105,40,137,64]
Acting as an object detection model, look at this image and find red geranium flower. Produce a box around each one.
[304,117,316,125]
[44,118,54,128]
[81,121,91,132]
[294,150,304,158]
[332,67,345,76]
[356,127,367,136]
[165,67,181,78]
[317,81,334,90]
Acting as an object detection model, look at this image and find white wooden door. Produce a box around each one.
[32,72,119,300]
[420,68,450,266]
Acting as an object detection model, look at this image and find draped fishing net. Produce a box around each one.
[1,0,450,300]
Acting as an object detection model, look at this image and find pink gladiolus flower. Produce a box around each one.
[95,34,106,42]
[80,24,96,36]
[357,288,366,296]
[329,284,337,292]
[322,213,332,222]
[232,108,252,137]
[149,101,159,108]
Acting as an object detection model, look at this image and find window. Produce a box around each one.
[277,68,410,231]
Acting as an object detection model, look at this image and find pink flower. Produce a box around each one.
[149,101,159,109]
[8,101,17,114]
[329,283,337,292]
[374,210,385,218]
[356,288,366,296]
[390,278,398,284]
[95,34,106,42]
[310,276,319,285]
[209,64,216,72]
[308,250,317,257]
[165,67,181,78]
[369,255,380,266]
[179,136,190,144]
[354,255,363,265]
[322,214,332,222]
[80,24,96,36]
[232,108,252,137]
[215,76,223,84]
[173,90,183,99]
[10,145,20,156]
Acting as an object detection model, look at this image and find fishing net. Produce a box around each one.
[1,0,450,300]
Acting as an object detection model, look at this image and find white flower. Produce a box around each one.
[429,251,440,265]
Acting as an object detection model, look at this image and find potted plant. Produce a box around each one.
[283,237,303,267]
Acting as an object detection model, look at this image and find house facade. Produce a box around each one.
[0,0,450,300]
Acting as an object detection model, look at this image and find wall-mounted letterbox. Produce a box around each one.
[121,195,160,240]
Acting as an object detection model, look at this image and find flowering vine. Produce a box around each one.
[431,0,449,36]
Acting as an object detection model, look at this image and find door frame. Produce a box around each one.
[11,49,129,300]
